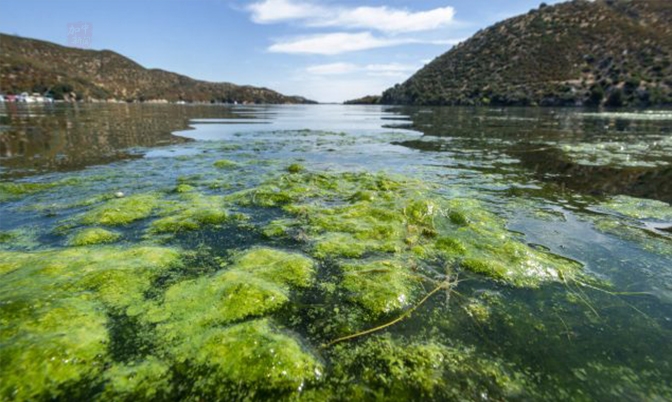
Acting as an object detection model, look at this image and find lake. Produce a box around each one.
[1,103,671,401]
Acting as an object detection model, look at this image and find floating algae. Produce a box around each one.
[149,192,231,234]
[0,177,82,203]
[230,247,315,288]
[287,163,305,174]
[0,296,109,401]
[340,259,418,316]
[253,171,582,288]
[4,163,658,401]
[595,195,672,221]
[213,159,238,169]
[0,246,181,401]
[100,358,174,401]
[557,136,672,168]
[0,246,181,311]
[173,319,322,398]
[80,193,160,226]
[134,249,321,399]
[141,248,314,338]
[67,227,121,246]
[582,195,672,258]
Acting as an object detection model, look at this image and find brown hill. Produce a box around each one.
[0,33,314,104]
[381,0,672,107]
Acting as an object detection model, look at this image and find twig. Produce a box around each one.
[321,281,448,349]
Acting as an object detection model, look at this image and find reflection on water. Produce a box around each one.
[0,103,254,177]
[392,106,672,203]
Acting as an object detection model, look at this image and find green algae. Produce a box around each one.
[433,198,582,287]
[0,296,109,401]
[0,246,181,311]
[0,177,82,202]
[174,183,195,193]
[231,247,315,288]
[128,248,321,399]
[67,227,121,246]
[81,193,160,226]
[142,248,314,344]
[0,245,180,400]
[144,270,289,341]
[0,167,612,400]
[253,171,581,288]
[591,216,672,257]
[568,362,672,401]
[558,135,672,168]
[262,218,297,238]
[177,320,322,398]
[318,335,531,400]
[0,182,53,201]
[312,233,371,259]
[287,163,305,173]
[213,159,238,169]
[100,358,173,401]
[0,231,12,243]
[149,192,230,234]
[341,259,418,316]
[597,195,672,221]
[0,226,41,251]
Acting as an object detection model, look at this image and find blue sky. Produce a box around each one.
[1,0,565,102]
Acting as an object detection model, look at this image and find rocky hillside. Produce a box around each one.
[0,34,314,103]
[381,0,672,107]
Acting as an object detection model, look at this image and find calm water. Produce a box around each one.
[1,103,671,400]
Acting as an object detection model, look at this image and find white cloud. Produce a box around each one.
[306,62,358,75]
[248,0,455,33]
[248,0,319,23]
[306,62,419,79]
[270,32,462,55]
[269,32,408,55]
[323,6,455,33]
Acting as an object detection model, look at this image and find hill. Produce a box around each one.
[343,95,382,105]
[0,33,314,104]
[380,0,672,107]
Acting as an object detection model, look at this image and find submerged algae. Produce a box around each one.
[318,335,531,401]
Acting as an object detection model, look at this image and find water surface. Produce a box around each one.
[1,103,671,401]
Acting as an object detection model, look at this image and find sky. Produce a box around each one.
[1,0,565,103]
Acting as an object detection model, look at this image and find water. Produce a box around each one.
[1,103,671,401]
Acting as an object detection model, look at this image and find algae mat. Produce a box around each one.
[1,105,671,401]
